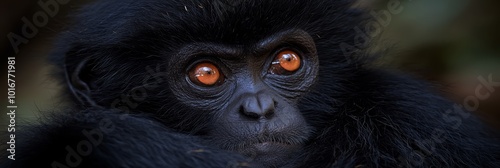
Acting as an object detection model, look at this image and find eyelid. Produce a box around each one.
[185,57,218,74]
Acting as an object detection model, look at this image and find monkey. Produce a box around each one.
[1,0,499,167]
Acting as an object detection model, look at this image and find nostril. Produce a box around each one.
[262,100,276,119]
[264,109,275,119]
[239,106,260,119]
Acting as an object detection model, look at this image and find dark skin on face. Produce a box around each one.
[168,29,319,166]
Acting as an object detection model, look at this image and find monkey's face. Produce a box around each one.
[166,29,319,166]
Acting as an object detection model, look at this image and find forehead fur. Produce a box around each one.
[62,0,359,46]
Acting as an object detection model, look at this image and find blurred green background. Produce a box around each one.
[1,0,499,128]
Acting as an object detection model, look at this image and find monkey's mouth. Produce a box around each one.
[238,135,304,157]
[230,128,310,157]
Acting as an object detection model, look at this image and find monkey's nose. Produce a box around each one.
[239,93,275,120]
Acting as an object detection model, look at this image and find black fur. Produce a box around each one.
[1,0,499,167]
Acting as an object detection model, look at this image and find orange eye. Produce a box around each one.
[189,62,223,86]
[269,50,301,74]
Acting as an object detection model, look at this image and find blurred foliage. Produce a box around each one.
[369,0,500,127]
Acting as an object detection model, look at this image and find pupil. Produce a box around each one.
[283,54,292,61]
[202,67,212,74]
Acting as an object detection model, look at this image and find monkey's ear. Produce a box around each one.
[65,57,98,106]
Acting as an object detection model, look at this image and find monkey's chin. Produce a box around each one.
[243,142,301,167]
